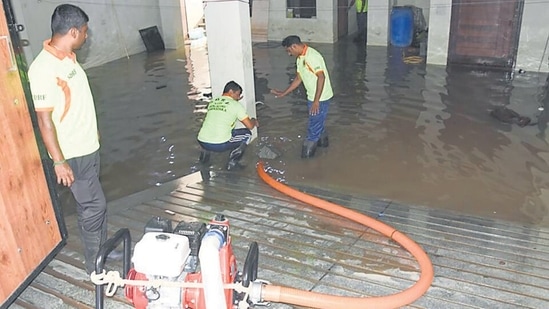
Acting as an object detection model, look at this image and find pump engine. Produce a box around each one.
[124,214,258,309]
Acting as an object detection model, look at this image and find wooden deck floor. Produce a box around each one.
[8,170,549,309]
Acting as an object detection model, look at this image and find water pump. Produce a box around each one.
[123,214,258,309]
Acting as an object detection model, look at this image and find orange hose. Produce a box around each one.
[256,162,434,309]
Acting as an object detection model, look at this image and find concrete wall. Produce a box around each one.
[160,0,186,49]
[368,0,389,46]
[426,0,451,66]
[185,0,205,31]
[12,0,183,69]
[251,0,269,41]
[268,0,336,43]
[516,0,549,72]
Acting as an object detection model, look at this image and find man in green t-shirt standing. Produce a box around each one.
[350,0,368,43]
[197,81,258,170]
[271,35,333,159]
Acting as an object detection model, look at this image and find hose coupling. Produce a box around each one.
[247,280,270,306]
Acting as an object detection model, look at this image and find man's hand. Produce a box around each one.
[270,88,285,98]
[55,162,75,187]
[310,101,320,116]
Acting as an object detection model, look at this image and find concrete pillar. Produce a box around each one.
[426,0,451,66]
[516,0,549,72]
[368,0,390,46]
[204,0,257,138]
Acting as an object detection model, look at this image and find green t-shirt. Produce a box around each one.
[355,0,368,13]
[197,96,249,143]
[296,45,333,102]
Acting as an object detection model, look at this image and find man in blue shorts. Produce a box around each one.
[197,81,258,170]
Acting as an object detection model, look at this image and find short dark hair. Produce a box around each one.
[223,81,243,94]
[51,4,89,36]
[282,35,302,48]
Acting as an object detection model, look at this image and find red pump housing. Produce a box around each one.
[124,216,238,309]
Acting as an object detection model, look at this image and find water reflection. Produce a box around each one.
[73,38,549,227]
[256,39,549,226]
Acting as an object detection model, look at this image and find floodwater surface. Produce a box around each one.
[67,38,549,227]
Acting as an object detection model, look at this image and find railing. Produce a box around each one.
[95,228,132,309]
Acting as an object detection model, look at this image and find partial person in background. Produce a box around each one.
[350,0,368,44]
[270,35,332,158]
[28,3,119,275]
[197,81,258,170]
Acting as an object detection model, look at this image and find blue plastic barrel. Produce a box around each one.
[390,6,414,47]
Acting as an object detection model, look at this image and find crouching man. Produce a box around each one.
[197,81,258,170]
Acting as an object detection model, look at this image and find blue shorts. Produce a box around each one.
[307,99,330,142]
[198,128,251,152]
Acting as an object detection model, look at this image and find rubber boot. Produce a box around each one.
[227,143,247,170]
[199,149,211,164]
[301,140,317,158]
[317,131,329,148]
[200,166,211,181]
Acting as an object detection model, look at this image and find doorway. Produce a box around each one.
[448,0,524,68]
[337,0,348,38]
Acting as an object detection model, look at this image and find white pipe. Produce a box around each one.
[199,230,226,309]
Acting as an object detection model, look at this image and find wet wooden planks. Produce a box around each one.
[9,171,549,309]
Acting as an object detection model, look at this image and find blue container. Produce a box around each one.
[390,6,414,47]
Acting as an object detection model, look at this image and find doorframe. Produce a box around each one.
[337,0,349,38]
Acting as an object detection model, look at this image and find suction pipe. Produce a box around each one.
[198,229,226,309]
[255,162,434,309]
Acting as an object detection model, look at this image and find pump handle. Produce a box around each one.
[242,241,259,287]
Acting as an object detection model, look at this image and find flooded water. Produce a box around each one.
[62,38,549,227]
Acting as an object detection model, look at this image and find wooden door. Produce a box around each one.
[0,0,66,307]
[337,0,348,38]
[448,0,523,68]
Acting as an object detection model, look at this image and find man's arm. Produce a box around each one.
[241,116,259,130]
[270,74,302,98]
[36,111,74,186]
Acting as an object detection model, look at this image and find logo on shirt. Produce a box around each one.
[33,94,46,101]
[67,69,77,79]
[67,69,76,79]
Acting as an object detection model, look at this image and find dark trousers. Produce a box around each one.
[356,12,368,41]
[67,150,107,273]
[68,150,107,233]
